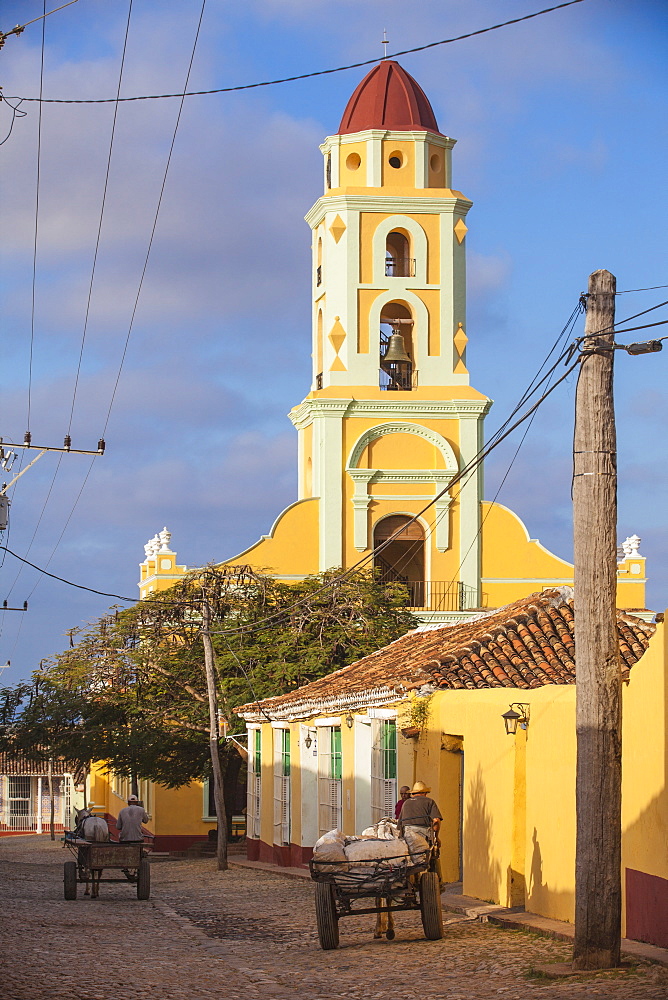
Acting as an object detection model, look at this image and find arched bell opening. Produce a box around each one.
[316,237,322,287]
[385,230,414,278]
[379,301,414,391]
[374,515,425,608]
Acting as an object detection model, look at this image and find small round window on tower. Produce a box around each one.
[346,152,361,170]
[388,152,403,169]
[430,153,441,172]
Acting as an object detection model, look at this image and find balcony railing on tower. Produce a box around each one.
[385,256,416,278]
[377,560,479,611]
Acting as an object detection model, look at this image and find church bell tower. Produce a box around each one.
[290,60,491,609]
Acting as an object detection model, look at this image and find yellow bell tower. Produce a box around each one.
[290,60,491,608]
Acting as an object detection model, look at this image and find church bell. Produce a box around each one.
[382,332,411,364]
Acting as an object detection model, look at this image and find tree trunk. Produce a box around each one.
[48,757,55,841]
[573,268,621,970]
[201,600,228,871]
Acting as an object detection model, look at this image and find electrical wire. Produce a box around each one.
[616,284,668,294]
[0,97,27,145]
[0,545,136,600]
[27,1,47,435]
[7,2,588,105]
[67,0,134,436]
[3,2,134,605]
[99,0,208,439]
[448,303,584,596]
[580,298,668,341]
[3,1,207,622]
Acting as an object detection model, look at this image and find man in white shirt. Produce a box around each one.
[116,794,149,842]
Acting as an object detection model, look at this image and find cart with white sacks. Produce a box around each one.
[309,819,443,949]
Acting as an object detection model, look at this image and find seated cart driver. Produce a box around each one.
[398,780,443,886]
[116,794,149,843]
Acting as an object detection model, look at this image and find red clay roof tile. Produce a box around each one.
[238,591,656,720]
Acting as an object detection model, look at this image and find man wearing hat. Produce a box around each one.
[398,781,444,886]
[398,781,442,846]
[115,794,150,843]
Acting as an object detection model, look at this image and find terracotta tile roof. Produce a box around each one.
[237,590,656,721]
[0,751,78,777]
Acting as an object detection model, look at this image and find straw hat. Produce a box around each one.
[411,780,431,795]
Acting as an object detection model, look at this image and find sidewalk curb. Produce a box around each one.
[441,892,668,968]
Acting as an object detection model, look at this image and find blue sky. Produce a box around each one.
[1,0,666,684]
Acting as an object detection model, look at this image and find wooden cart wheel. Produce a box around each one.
[137,858,151,900]
[419,871,444,940]
[64,861,78,900]
[315,882,339,950]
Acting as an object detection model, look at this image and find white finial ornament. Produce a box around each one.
[623,534,642,558]
[159,526,172,552]
[382,28,389,59]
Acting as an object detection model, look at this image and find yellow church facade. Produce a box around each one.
[139,60,646,617]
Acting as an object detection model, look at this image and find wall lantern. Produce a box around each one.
[345,713,354,729]
[304,732,313,749]
[502,703,530,735]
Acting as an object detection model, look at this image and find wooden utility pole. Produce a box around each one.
[201,598,229,871]
[573,269,621,969]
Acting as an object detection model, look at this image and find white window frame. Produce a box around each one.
[318,725,342,836]
[371,718,397,823]
[273,727,291,846]
[247,727,262,839]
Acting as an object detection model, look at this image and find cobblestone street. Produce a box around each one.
[1,836,667,1000]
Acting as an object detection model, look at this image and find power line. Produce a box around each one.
[99,0,208,439]
[67,0,134,436]
[0,545,135,600]
[7,2,588,105]
[4,6,133,605]
[27,1,47,434]
[616,284,668,294]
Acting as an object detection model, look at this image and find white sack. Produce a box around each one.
[312,829,349,873]
[361,819,401,840]
[344,837,408,864]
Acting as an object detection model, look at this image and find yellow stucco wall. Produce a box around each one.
[481,501,646,609]
[621,617,668,936]
[218,498,320,578]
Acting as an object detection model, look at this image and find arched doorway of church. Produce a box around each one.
[373,515,425,607]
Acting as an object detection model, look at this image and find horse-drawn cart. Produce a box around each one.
[309,845,443,950]
[63,838,151,900]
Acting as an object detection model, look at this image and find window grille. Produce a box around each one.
[371,720,397,822]
[318,726,342,835]
[273,729,291,845]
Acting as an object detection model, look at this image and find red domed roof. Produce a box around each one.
[338,60,441,136]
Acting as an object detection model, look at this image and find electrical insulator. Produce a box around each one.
[24,431,31,446]
[97,439,106,454]
[64,435,71,450]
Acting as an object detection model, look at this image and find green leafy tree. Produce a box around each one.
[2,567,416,867]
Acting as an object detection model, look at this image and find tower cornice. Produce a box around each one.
[289,396,492,430]
[305,192,472,229]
